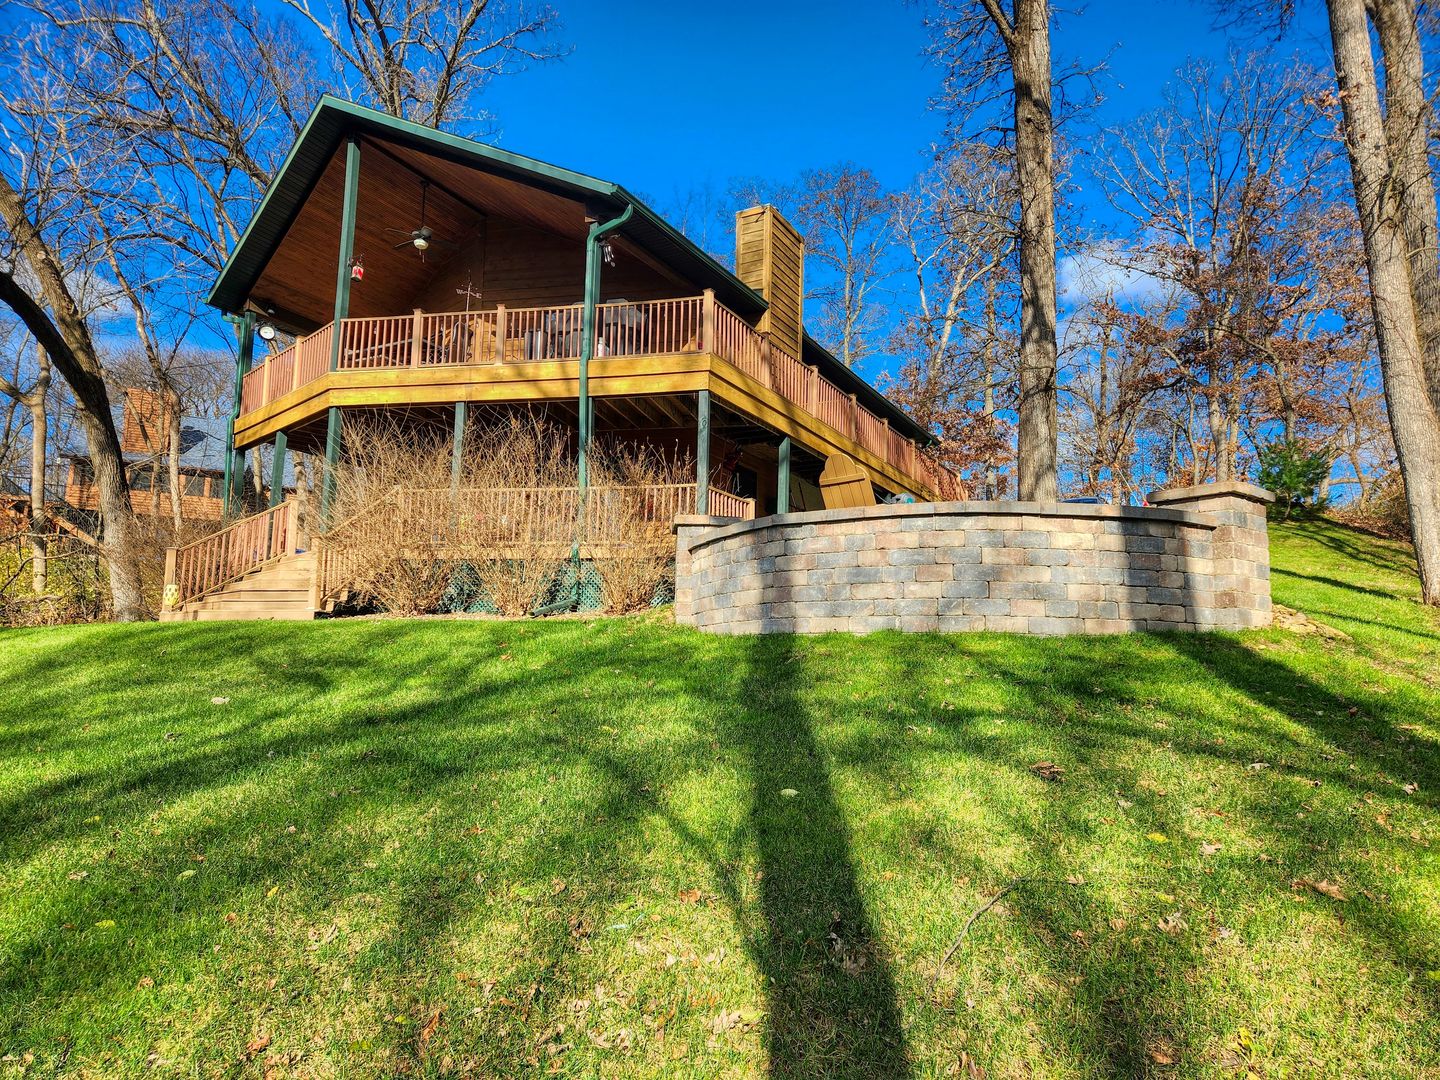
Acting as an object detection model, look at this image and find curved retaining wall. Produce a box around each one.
[673,481,1273,635]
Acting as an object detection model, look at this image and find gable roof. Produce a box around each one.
[208,96,930,444]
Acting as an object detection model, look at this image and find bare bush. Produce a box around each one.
[588,441,693,613]
[319,415,697,617]
[324,415,462,615]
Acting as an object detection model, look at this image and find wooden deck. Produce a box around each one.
[235,294,946,499]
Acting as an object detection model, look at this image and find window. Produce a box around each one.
[185,473,208,497]
[129,467,152,492]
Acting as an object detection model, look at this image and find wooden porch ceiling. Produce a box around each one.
[248,135,595,333]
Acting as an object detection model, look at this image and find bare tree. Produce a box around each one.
[926,0,1061,500]
[281,0,565,130]
[794,165,895,366]
[0,342,51,591]
[1324,0,1440,603]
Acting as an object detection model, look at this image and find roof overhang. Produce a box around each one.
[208,96,932,446]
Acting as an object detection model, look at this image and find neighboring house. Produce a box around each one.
[167,95,955,620]
[65,388,228,522]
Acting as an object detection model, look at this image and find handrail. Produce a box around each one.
[311,481,755,606]
[235,296,948,495]
[162,500,298,611]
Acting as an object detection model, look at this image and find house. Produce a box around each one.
[64,388,228,522]
[165,95,952,620]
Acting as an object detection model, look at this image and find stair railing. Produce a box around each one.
[163,499,300,612]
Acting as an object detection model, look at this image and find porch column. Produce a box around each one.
[777,436,791,515]
[223,310,256,516]
[696,389,710,514]
[320,406,342,524]
[268,430,287,509]
[329,137,361,371]
[450,401,467,496]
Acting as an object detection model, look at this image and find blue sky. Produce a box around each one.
[478,0,1333,231]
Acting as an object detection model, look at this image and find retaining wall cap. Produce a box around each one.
[1147,480,1276,506]
[677,499,1215,552]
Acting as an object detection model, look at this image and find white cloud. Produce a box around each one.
[1057,242,1163,308]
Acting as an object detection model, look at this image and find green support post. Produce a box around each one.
[320,406,342,524]
[578,203,633,491]
[777,436,791,515]
[696,389,711,514]
[223,311,256,516]
[269,431,288,508]
[450,401,467,496]
[329,137,361,372]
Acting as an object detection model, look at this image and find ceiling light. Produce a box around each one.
[257,321,277,342]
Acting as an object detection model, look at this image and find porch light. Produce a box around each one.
[257,321,277,342]
[413,234,430,252]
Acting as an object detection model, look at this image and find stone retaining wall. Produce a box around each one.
[673,481,1274,635]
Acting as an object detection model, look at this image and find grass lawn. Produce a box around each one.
[1,517,1437,1078]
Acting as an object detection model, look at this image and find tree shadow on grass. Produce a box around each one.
[720,632,912,1078]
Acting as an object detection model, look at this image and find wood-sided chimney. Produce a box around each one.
[734,205,805,360]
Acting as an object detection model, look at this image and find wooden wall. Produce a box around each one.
[411,217,689,314]
[65,463,226,522]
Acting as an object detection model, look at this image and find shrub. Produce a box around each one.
[1257,439,1332,520]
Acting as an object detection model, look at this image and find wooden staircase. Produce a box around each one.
[161,550,318,622]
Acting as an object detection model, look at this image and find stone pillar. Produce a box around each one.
[1148,481,1276,629]
[673,515,730,626]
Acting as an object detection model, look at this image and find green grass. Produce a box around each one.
[1,518,1437,1078]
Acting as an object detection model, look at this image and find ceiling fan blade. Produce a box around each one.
[383,227,413,237]
[393,238,416,250]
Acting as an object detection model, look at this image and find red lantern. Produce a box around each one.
[350,260,364,282]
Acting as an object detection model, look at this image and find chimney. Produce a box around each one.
[121,387,172,456]
[734,205,805,359]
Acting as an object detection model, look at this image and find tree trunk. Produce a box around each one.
[1372,0,1440,417]
[1009,0,1059,501]
[28,346,50,594]
[1328,0,1440,603]
[0,177,147,620]
[167,388,183,531]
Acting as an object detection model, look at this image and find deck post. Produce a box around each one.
[329,137,361,372]
[223,310,256,516]
[451,401,467,494]
[493,304,507,363]
[162,547,178,613]
[696,389,711,514]
[269,430,287,508]
[410,308,424,367]
[701,289,716,353]
[320,406,342,525]
[777,436,791,515]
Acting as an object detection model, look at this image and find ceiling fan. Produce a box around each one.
[385,180,454,260]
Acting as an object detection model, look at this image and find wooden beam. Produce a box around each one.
[777,436,791,515]
[330,138,361,371]
[696,388,710,514]
[269,430,287,509]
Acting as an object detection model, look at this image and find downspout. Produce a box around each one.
[536,202,634,618]
[578,202,634,490]
[221,310,255,518]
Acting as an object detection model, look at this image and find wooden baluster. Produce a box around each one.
[849,394,859,439]
[261,358,272,405]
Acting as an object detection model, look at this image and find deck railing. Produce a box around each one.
[313,482,754,606]
[162,500,298,610]
[238,293,940,491]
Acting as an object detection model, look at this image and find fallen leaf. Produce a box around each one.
[93,919,116,929]
[677,888,702,905]
[779,788,798,798]
[136,976,154,988]
[1108,917,1127,932]
[418,1009,442,1051]
[1157,911,1188,935]
[1200,841,1222,856]
[1246,762,1270,772]
[1029,761,1065,782]
[177,868,197,880]
[244,1034,271,1060]
[1147,1038,1179,1065]
[1147,832,1170,844]
[67,870,89,881]
[1403,782,1419,794]
[1297,878,1347,901]
[211,697,230,705]
[950,1050,987,1077]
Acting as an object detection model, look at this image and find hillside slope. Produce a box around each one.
[0,518,1436,1078]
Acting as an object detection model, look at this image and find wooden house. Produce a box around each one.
[165,96,952,620]
[65,388,227,522]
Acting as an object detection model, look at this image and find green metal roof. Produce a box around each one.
[208,96,930,444]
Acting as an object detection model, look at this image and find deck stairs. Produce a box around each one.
[161,551,318,622]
